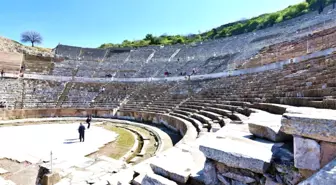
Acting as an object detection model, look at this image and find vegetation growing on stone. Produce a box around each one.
[99,0,333,49]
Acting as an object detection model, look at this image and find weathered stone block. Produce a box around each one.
[298,159,336,185]
[203,160,218,185]
[142,173,178,185]
[320,141,336,167]
[221,172,256,184]
[199,136,272,173]
[248,122,291,142]
[217,174,230,185]
[282,108,336,142]
[41,172,61,185]
[294,136,320,170]
[150,148,194,184]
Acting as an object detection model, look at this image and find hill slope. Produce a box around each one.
[0,36,53,57]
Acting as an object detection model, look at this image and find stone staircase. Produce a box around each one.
[56,82,73,108]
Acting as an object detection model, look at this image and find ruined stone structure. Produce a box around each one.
[0,6,336,185]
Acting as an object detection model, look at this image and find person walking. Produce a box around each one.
[78,123,86,142]
[86,115,92,129]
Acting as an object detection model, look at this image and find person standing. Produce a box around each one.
[78,123,86,142]
[1,69,4,79]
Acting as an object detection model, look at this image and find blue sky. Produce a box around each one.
[0,0,303,48]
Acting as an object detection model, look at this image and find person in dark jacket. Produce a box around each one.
[78,123,86,142]
[86,115,92,129]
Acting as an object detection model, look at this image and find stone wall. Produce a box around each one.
[0,108,114,120]
[117,110,198,146]
[0,51,23,73]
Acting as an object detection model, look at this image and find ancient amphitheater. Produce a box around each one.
[1,5,336,185]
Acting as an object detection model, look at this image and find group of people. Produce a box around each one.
[166,68,198,77]
[78,115,92,142]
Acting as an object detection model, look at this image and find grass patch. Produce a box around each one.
[34,46,52,52]
[103,125,135,159]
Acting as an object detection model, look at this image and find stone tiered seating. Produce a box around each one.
[24,55,54,75]
[134,46,180,78]
[62,83,102,108]
[246,26,336,69]
[55,44,81,59]
[52,60,78,76]
[193,53,336,109]
[0,79,23,109]
[93,52,130,78]
[92,82,137,108]
[120,82,174,111]
[50,8,336,78]
[75,60,101,77]
[23,79,65,108]
[79,48,106,61]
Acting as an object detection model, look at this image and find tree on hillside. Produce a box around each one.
[20,31,43,47]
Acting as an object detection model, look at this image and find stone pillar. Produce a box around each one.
[294,136,321,171]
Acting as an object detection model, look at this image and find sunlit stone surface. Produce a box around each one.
[0,123,118,164]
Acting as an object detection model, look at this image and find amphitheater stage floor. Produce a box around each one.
[0,123,118,164]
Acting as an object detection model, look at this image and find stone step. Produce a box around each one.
[204,107,242,121]
[149,147,201,184]
[248,109,291,142]
[199,110,223,121]
[178,107,199,113]
[169,113,203,132]
[180,104,205,110]
[173,109,193,117]
[199,125,282,174]
[191,113,213,125]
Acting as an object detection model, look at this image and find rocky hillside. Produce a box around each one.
[0,36,53,57]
